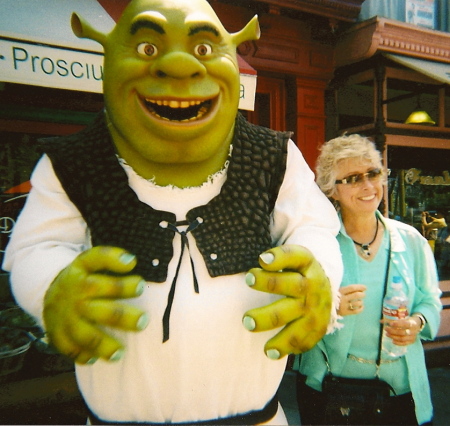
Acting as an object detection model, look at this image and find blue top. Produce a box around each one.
[296,211,442,424]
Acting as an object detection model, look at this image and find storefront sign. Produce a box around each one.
[239,74,257,111]
[0,35,256,110]
[0,36,104,93]
[405,0,435,29]
[405,168,450,185]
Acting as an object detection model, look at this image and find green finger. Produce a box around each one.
[83,275,146,299]
[45,327,83,360]
[75,246,138,274]
[243,297,306,331]
[246,269,306,297]
[80,300,149,331]
[258,245,314,273]
[264,314,329,359]
[67,318,124,361]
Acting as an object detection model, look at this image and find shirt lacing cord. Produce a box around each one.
[160,217,203,342]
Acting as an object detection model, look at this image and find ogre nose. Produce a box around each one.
[151,52,206,79]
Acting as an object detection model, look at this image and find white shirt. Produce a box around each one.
[3,139,342,424]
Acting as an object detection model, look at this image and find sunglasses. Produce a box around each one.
[335,168,383,186]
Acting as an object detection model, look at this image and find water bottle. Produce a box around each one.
[382,276,409,358]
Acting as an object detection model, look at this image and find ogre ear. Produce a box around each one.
[231,15,260,47]
[71,12,107,47]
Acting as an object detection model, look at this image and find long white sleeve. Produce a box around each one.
[271,141,343,331]
[3,155,89,327]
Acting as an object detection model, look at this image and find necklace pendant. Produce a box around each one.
[361,244,371,257]
[352,218,379,258]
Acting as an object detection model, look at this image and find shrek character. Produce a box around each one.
[3,0,342,424]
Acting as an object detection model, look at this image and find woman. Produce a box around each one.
[295,134,442,425]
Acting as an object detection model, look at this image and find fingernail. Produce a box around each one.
[260,252,275,264]
[109,349,124,361]
[243,316,256,331]
[245,273,256,287]
[136,279,146,295]
[136,313,149,330]
[120,253,136,265]
[86,357,98,365]
[266,349,281,360]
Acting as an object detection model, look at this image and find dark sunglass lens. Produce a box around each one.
[368,169,381,179]
[352,174,362,184]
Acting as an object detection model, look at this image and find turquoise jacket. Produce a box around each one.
[297,211,442,424]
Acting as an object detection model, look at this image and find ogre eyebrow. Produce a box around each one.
[130,19,165,35]
[188,24,220,37]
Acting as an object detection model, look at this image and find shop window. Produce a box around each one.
[337,82,374,129]
[0,132,44,269]
[334,62,443,134]
[387,145,450,280]
[385,79,439,125]
[359,0,437,30]
[445,87,450,127]
[0,132,42,192]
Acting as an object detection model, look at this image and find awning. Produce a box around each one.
[0,0,113,52]
[237,55,257,111]
[385,53,450,85]
[3,181,32,194]
[0,0,257,110]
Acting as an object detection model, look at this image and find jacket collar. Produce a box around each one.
[338,210,406,253]
[376,211,407,253]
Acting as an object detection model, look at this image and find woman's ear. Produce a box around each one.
[329,189,340,208]
[330,188,339,201]
[331,198,340,210]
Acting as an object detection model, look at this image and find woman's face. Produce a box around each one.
[332,157,384,217]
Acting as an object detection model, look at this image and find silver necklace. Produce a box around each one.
[352,219,379,258]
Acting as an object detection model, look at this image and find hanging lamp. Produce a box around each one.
[404,94,435,125]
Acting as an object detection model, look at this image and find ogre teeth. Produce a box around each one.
[146,99,203,109]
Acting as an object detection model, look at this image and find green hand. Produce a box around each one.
[43,246,148,364]
[243,245,332,359]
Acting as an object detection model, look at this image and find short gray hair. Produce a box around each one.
[315,134,383,199]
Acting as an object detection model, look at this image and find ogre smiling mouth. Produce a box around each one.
[143,98,213,122]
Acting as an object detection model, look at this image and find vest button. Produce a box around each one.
[210,253,217,260]
[159,221,168,228]
[152,259,160,266]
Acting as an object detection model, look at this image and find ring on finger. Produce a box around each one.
[349,303,355,310]
[405,328,411,336]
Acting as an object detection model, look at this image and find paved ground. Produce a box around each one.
[428,367,450,425]
[279,367,450,425]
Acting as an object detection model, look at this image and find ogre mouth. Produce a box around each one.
[143,98,213,122]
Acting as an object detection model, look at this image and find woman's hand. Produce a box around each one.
[383,316,422,346]
[338,284,366,316]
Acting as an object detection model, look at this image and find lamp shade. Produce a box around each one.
[404,110,435,125]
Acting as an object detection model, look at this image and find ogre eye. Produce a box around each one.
[137,42,158,57]
[194,43,212,57]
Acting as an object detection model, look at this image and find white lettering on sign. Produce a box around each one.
[405,168,450,185]
[0,36,104,93]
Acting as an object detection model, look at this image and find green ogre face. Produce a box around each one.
[72,0,259,184]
